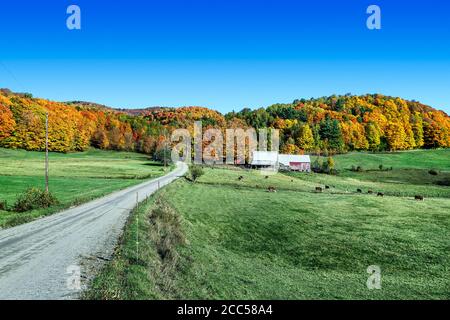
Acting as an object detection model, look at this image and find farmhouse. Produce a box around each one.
[250,151,311,172]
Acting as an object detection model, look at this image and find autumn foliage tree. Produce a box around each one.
[0,104,15,140]
[0,90,449,156]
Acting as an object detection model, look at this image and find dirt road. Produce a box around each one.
[0,162,187,300]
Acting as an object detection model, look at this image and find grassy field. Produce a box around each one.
[0,148,166,228]
[325,149,450,172]
[86,150,450,300]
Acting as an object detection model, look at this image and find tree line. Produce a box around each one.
[0,89,449,156]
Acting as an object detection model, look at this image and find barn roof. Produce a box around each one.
[251,151,278,166]
[278,154,311,166]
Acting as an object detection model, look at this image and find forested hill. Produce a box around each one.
[0,88,449,155]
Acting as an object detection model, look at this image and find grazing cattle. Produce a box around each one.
[325,185,330,189]
[415,195,424,201]
[268,186,277,193]
[377,192,384,197]
[238,176,244,181]
[368,190,373,194]
[357,189,362,193]
[315,187,323,192]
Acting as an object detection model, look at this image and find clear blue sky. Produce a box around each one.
[0,0,449,113]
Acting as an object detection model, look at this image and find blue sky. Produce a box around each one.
[0,0,449,113]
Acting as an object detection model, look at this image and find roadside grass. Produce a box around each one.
[86,166,450,299]
[84,192,184,300]
[0,148,166,228]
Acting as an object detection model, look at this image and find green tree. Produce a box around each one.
[319,116,344,151]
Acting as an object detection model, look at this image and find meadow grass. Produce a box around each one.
[327,149,450,172]
[0,148,166,228]
[86,152,450,300]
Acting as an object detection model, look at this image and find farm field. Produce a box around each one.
[86,150,450,300]
[0,148,166,228]
[325,149,450,172]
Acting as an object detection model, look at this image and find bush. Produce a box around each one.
[436,179,450,186]
[153,146,172,165]
[379,164,383,171]
[428,169,438,176]
[312,159,322,173]
[189,165,204,182]
[12,188,59,212]
[149,197,186,266]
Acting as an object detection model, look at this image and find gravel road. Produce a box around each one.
[0,162,187,300]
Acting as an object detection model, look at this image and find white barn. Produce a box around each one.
[250,151,279,167]
[250,151,311,172]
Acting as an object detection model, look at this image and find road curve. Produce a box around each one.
[0,162,188,300]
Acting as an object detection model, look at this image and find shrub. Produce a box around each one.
[12,188,59,212]
[436,179,450,186]
[312,159,322,173]
[428,169,438,176]
[153,146,172,165]
[189,165,204,182]
[149,197,186,267]
[379,164,383,171]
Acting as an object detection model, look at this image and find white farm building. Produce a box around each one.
[250,151,279,167]
[250,151,311,172]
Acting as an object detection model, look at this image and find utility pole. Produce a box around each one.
[164,128,168,169]
[45,113,49,193]
[136,192,139,259]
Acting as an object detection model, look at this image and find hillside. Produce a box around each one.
[1,89,449,155]
[86,151,450,300]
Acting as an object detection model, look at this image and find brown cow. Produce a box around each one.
[315,187,323,192]
[415,195,424,201]
[377,192,384,197]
